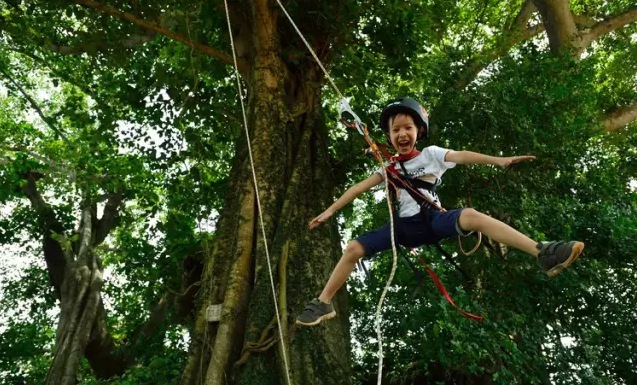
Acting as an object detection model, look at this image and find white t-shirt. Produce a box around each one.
[374,145,456,217]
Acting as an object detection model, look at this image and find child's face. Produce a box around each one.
[388,113,419,154]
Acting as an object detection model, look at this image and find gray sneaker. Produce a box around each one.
[295,298,336,326]
[537,241,585,277]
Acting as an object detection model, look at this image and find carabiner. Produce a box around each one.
[337,98,366,136]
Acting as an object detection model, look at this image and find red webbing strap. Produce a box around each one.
[412,251,483,321]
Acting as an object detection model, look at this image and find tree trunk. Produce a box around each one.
[181,1,352,384]
[44,208,105,385]
[45,261,104,384]
[23,175,130,381]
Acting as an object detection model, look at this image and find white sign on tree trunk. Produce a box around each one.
[206,304,223,322]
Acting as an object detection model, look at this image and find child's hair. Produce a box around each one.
[387,112,417,132]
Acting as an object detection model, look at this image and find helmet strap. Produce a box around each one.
[418,126,426,139]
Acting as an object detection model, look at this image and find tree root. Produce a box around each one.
[232,314,299,370]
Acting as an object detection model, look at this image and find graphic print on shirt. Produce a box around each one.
[375,145,456,217]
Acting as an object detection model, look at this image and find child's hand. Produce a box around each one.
[309,209,334,229]
[498,155,536,168]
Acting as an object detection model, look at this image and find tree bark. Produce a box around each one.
[601,102,637,133]
[533,0,579,54]
[181,2,352,384]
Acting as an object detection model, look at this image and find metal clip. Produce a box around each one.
[337,98,365,136]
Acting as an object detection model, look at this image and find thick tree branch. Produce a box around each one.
[21,173,71,294]
[581,6,637,47]
[22,173,51,214]
[85,292,177,379]
[457,24,544,89]
[84,302,127,379]
[455,1,544,89]
[572,14,597,28]
[77,204,94,263]
[69,0,245,71]
[45,30,157,56]
[600,101,637,133]
[0,68,70,143]
[93,186,123,246]
[533,0,578,54]
[511,0,537,30]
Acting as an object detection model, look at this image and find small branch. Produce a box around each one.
[600,101,637,133]
[1,146,77,179]
[454,0,544,89]
[0,68,70,143]
[69,0,246,72]
[166,281,201,297]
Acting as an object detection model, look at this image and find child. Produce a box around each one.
[295,97,585,326]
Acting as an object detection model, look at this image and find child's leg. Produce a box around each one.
[297,223,392,326]
[456,209,584,277]
[295,241,364,326]
[318,241,365,303]
[457,208,539,257]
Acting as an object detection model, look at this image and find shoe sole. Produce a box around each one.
[546,242,585,277]
[295,311,337,327]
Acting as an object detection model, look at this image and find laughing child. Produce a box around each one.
[296,97,585,326]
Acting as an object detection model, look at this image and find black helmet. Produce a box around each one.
[379,97,429,139]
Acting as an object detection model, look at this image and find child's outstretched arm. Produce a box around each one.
[445,150,536,167]
[309,173,384,229]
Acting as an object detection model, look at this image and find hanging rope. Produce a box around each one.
[373,166,400,385]
[222,2,292,384]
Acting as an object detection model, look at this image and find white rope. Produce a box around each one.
[274,0,344,100]
[273,2,399,382]
[222,2,292,384]
[373,167,400,385]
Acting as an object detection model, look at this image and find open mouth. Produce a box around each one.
[398,140,411,151]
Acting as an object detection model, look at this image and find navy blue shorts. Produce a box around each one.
[355,209,472,257]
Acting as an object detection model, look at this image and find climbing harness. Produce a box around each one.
[343,112,483,321]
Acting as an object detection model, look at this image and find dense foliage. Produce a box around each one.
[1,0,635,383]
